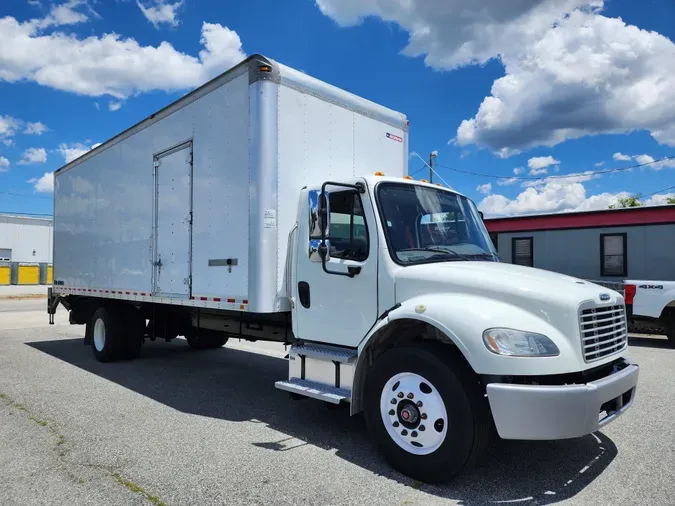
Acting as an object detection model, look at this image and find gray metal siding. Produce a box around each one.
[496,224,675,281]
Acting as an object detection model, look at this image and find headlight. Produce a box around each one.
[482,328,560,357]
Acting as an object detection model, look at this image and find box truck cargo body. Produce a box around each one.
[53,55,408,312]
[50,55,638,483]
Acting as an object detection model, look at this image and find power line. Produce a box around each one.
[0,211,53,217]
[640,184,675,199]
[0,190,52,200]
[434,156,675,181]
[410,163,428,177]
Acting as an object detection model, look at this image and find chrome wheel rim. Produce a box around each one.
[93,318,106,352]
[380,372,448,455]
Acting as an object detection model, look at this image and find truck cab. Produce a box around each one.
[279,173,639,482]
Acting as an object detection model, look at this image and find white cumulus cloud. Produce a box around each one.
[497,177,519,186]
[18,147,47,164]
[24,121,48,135]
[108,100,123,112]
[0,11,246,99]
[137,0,182,28]
[316,1,675,154]
[613,152,632,161]
[513,167,524,175]
[28,172,54,193]
[0,156,9,172]
[476,183,492,195]
[0,114,20,138]
[58,142,100,163]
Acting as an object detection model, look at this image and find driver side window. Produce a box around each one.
[328,191,369,262]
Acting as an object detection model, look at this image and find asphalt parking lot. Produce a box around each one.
[1,299,673,506]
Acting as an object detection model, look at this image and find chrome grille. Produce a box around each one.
[579,304,627,362]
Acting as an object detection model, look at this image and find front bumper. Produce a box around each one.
[486,360,639,440]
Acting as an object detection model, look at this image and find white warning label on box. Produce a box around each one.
[264,209,277,229]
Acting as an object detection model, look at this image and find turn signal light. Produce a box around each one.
[403,175,413,180]
[419,179,428,183]
[374,171,385,176]
[259,65,271,72]
[624,284,636,305]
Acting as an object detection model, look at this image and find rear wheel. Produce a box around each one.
[364,345,491,483]
[90,306,123,362]
[186,328,229,350]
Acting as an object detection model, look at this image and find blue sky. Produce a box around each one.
[0,0,674,217]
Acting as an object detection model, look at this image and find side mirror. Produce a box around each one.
[478,211,484,220]
[308,189,331,263]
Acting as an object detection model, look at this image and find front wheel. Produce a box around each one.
[364,345,491,483]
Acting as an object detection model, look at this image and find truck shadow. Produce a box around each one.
[28,338,617,505]
[628,335,673,349]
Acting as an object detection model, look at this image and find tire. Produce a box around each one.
[90,306,123,362]
[364,344,491,483]
[186,328,229,350]
[122,308,145,359]
[666,315,675,346]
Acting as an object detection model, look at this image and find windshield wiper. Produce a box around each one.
[466,252,501,262]
[400,247,472,261]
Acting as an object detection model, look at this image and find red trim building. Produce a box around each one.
[484,205,675,282]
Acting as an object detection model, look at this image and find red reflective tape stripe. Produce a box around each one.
[242,300,248,304]
[213,297,221,302]
[133,292,138,295]
[227,298,235,303]
[199,297,208,301]
[125,291,130,295]
[190,296,195,300]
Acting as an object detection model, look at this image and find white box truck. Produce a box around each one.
[49,54,639,483]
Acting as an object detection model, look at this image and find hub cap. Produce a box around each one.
[93,318,106,352]
[380,372,448,455]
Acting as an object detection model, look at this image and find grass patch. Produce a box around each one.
[29,415,48,427]
[410,481,422,490]
[111,473,168,506]
[78,479,85,484]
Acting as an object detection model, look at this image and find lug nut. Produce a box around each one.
[389,409,395,416]
[419,425,425,431]
[421,413,427,420]
[391,398,397,404]
[411,431,418,438]
[393,421,399,427]
[416,401,423,407]
[401,429,408,436]
[397,392,404,398]
[407,393,414,399]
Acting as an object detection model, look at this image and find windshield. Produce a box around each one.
[376,182,497,265]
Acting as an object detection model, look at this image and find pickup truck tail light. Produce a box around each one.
[624,284,636,305]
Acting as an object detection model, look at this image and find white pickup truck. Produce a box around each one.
[624,280,675,344]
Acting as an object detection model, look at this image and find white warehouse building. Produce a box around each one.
[0,214,53,263]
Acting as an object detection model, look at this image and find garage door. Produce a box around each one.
[0,248,10,262]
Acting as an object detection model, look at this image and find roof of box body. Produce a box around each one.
[484,205,675,233]
[55,54,408,176]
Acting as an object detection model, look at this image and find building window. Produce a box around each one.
[489,232,499,252]
[601,233,627,277]
[512,237,533,267]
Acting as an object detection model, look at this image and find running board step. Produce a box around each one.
[293,344,357,364]
[275,378,351,404]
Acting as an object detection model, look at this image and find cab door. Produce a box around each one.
[294,182,379,348]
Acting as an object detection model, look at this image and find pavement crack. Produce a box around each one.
[1,391,170,505]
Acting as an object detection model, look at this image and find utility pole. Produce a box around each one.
[429,151,438,183]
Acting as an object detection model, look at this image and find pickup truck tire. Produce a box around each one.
[666,315,675,345]
[90,306,123,362]
[364,344,490,483]
[186,329,229,350]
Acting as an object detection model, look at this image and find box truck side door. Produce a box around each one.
[295,184,378,347]
[153,141,193,298]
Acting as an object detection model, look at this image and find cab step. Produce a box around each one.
[293,343,357,363]
[275,378,351,404]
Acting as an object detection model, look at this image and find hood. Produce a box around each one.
[395,261,621,315]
